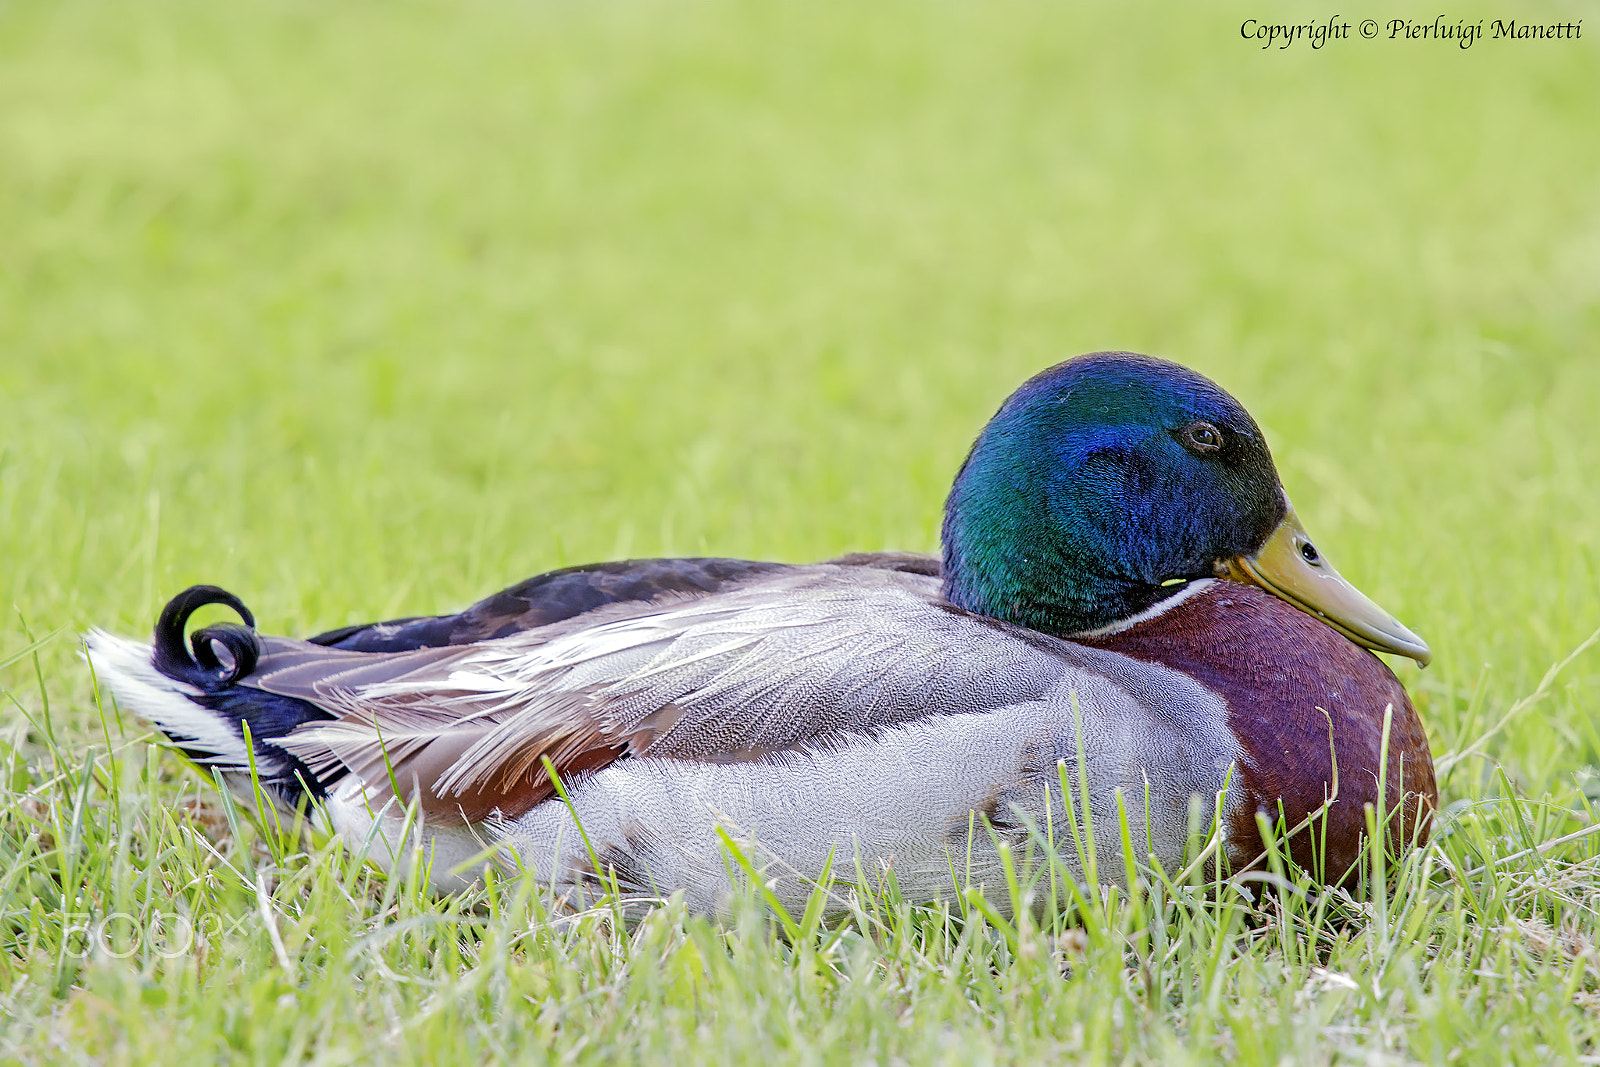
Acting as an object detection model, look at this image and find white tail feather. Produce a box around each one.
[84,629,256,768]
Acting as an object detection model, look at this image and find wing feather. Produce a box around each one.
[258,566,1078,820]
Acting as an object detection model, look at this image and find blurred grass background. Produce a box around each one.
[2,0,1598,899]
[4,4,1600,1061]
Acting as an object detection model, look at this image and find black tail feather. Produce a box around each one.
[153,585,261,691]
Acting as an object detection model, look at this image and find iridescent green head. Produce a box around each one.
[941,353,1287,634]
[941,352,1430,665]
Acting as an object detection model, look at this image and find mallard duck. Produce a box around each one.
[88,352,1435,913]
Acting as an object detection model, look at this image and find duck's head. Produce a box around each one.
[941,352,1430,666]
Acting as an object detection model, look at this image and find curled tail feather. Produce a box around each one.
[150,584,260,691]
[88,585,336,807]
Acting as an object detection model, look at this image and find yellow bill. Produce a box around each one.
[1218,508,1432,667]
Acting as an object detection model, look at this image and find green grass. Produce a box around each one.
[3,2,1599,1062]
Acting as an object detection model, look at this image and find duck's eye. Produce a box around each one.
[1300,541,1320,564]
[1178,421,1224,455]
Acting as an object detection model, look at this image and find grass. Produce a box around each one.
[2,1,1599,1062]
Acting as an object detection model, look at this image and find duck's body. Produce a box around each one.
[89,353,1436,912]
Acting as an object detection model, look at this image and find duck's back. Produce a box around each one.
[304,552,941,652]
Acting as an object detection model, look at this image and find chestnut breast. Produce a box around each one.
[1077,581,1436,881]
